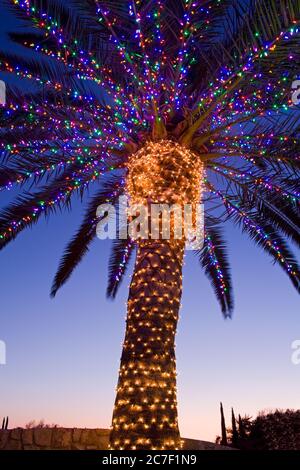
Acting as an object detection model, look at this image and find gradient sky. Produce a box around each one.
[1,4,300,442]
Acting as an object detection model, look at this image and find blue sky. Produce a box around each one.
[0,3,300,442]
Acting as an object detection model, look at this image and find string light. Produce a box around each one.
[2,0,300,451]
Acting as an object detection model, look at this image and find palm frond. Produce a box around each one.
[224,198,300,293]
[107,238,135,299]
[51,179,124,297]
[197,217,233,317]
[0,166,97,250]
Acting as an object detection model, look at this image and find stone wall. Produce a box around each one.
[0,428,234,450]
[0,428,110,450]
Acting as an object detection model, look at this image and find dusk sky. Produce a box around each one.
[1,3,300,442]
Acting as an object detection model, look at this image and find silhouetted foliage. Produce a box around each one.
[231,408,239,448]
[220,402,228,446]
[1,416,8,430]
[219,408,300,450]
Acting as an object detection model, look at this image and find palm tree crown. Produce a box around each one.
[1,1,300,315]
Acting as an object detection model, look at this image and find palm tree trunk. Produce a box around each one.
[109,238,184,450]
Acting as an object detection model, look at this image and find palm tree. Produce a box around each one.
[1,0,300,450]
